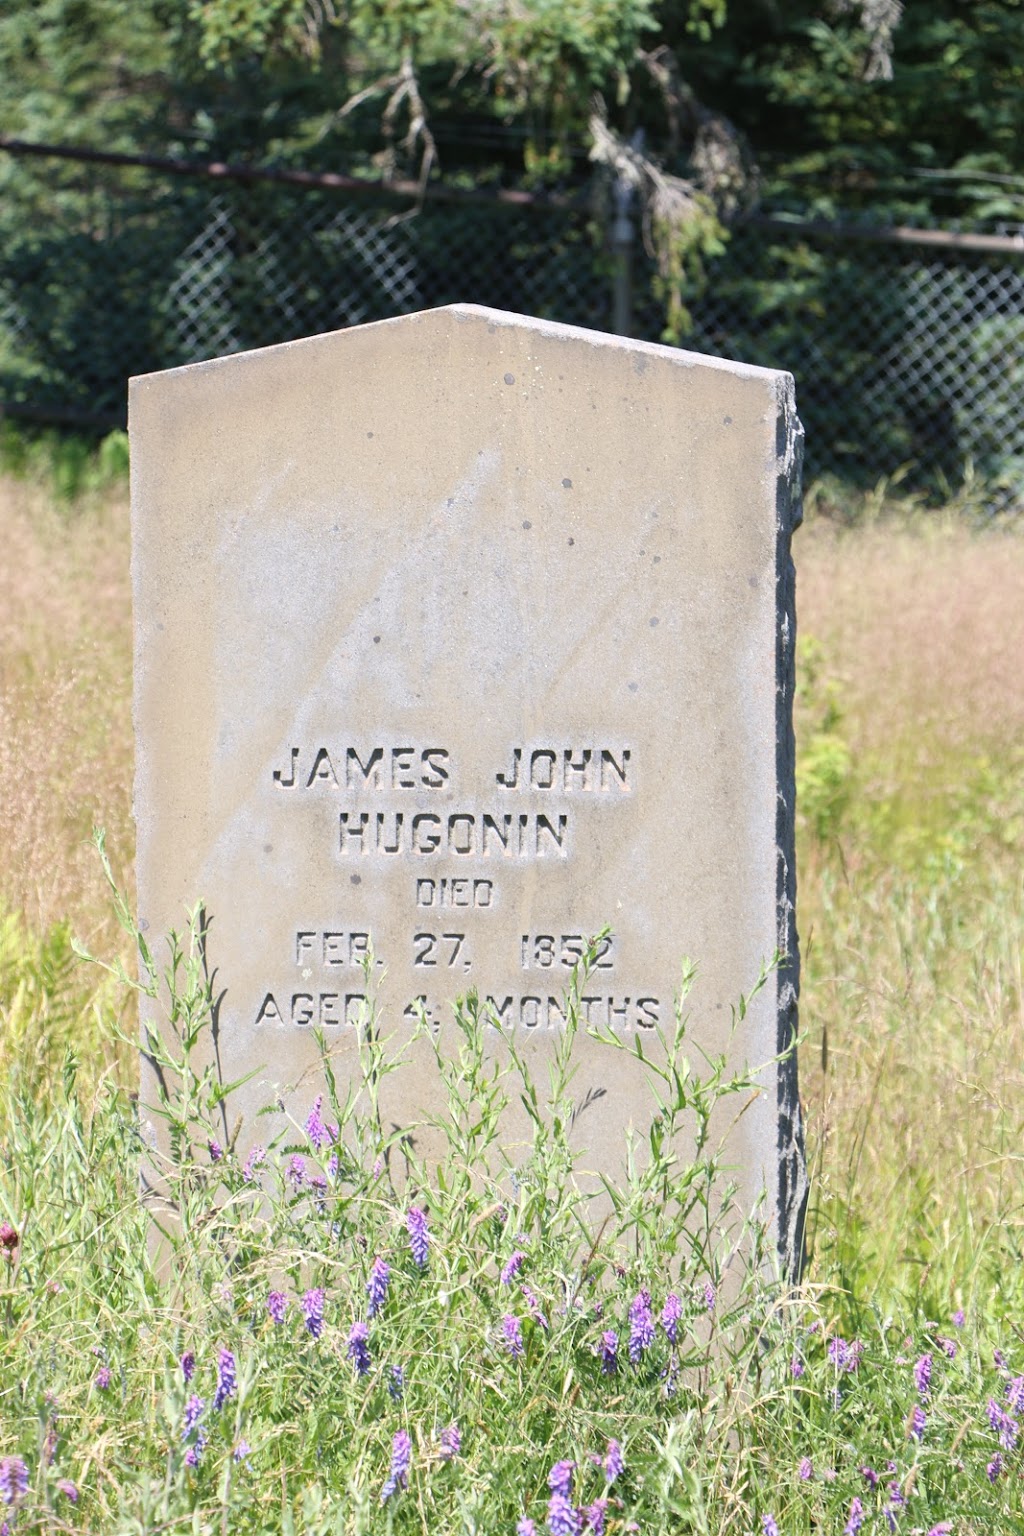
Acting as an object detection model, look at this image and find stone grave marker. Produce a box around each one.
[130,304,806,1267]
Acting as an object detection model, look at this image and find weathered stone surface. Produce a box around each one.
[130,304,806,1270]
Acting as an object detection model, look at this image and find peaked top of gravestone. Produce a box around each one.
[129,303,792,391]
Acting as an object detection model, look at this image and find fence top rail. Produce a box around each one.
[3,134,1023,256]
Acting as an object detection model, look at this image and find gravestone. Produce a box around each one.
[130,305,806,1270]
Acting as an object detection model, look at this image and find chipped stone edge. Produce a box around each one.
[774,374,809,1281]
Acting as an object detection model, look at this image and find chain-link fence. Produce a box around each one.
[2,140,1022,503]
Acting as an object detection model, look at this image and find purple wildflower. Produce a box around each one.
[346,1320,371,1376]
[233,1440,251,1462]
[661,1293,682,1345]
[207,1139,223,1162]
[181,1350,196,1382]
[603,1439,624,1483]
[798,1456,813,1480]
[548,1461,575,1499]
[388,1365,404,1401]
[913,1352,932,1399]
[184,1426,207,1467]
[287,1155,305,1188]
[703,1280,716,1313]
[909,1404,926,1441]
[584,1500,607,1535]
[267,1290,288,1324]
[546,1493,579,1536]
[367,1257,390,1318]
[987,1452,1003,1482]
[407,1206,429,1268]
[305,1095,327,1151]
[213,1347,236,1411]
[828,1336,849,1370]
[791,1354,805,1379]
[926,1526,952,1536]
[994,1348,1006,1370]
[502,1314,525,1359]
[327,1150,339,1179]
[952,1307,964,1328]
[1007,1375,1024,1414]
[762,1519,779,1536]
[936,1335,957,1360]
[628,1288,655,1365]
[861,1465,878,1488]
[182,1394,205,1437]
[844,1496,864,1534]
[888,1482,905,1508]
[94,1366,111,1391]
[501,1250,526,1285]
[522,1285,548,1329]
[517,1523,537,1536]
[380,1429,411,1501]
[599,1329,619,1375]
[439,1423,461,1461]
[0,1460,28,1506]
[242,1144,265,1182]
[302,1288,325,1339]
[56,1480,78,1502]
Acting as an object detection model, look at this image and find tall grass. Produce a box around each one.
[1,457,1023,1530]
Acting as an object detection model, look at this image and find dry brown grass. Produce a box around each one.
[0,474,134,953]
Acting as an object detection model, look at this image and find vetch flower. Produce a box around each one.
[798,1456,813,1480]
[546,1492,579,1536]
[407,1206,429,1269]
[599,1329,619,1375]
[522,1285,548,1329]
[184,1426,207,1467]
[346,1320,371,1377]
[233,1440,251,1462]
[94,1366,111,1391]
[952,1308,964,1328]
[844,1496,864,1534]
[56,1480,78,1502]
[287,1155,305,1188]
[661,1293,682,1345]
[936,1335,957,1360]
[828,1336,849,1370]
[214,1347,236,1411]
[305,1095,327,1151]
[502,1314,525,1359]
[628,1288,655,1364]
[548,1461,575,1498]
[584,1500,607,1535]
[242,1144,265,1182]
[909,1404,926,1441]
[791,1354,805,1379]
[367,1257,390,1318]
[501,1250,526,1285]
[207,1139,223,1163]
[860,1466,878,1488]
[987,1452,1003,1482]
[603,1439,623,1482]
[913,1353,932,1399]
[302,1288,325,1339]
[388,1365,404,1401]
[1006,1375,1024,1414]
[0,1459,28,1506]
[439,1423,461,1461]
[380,1429,411,1501]
[517,1523,536,1536]
[703,1280,716,1313]
[180,1350,195,1382]
[762,1518,779,1536]
[182,1394,205,1437]
[267,1291,288,1324]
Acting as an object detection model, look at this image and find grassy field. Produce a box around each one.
[0,456,1022,1531]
